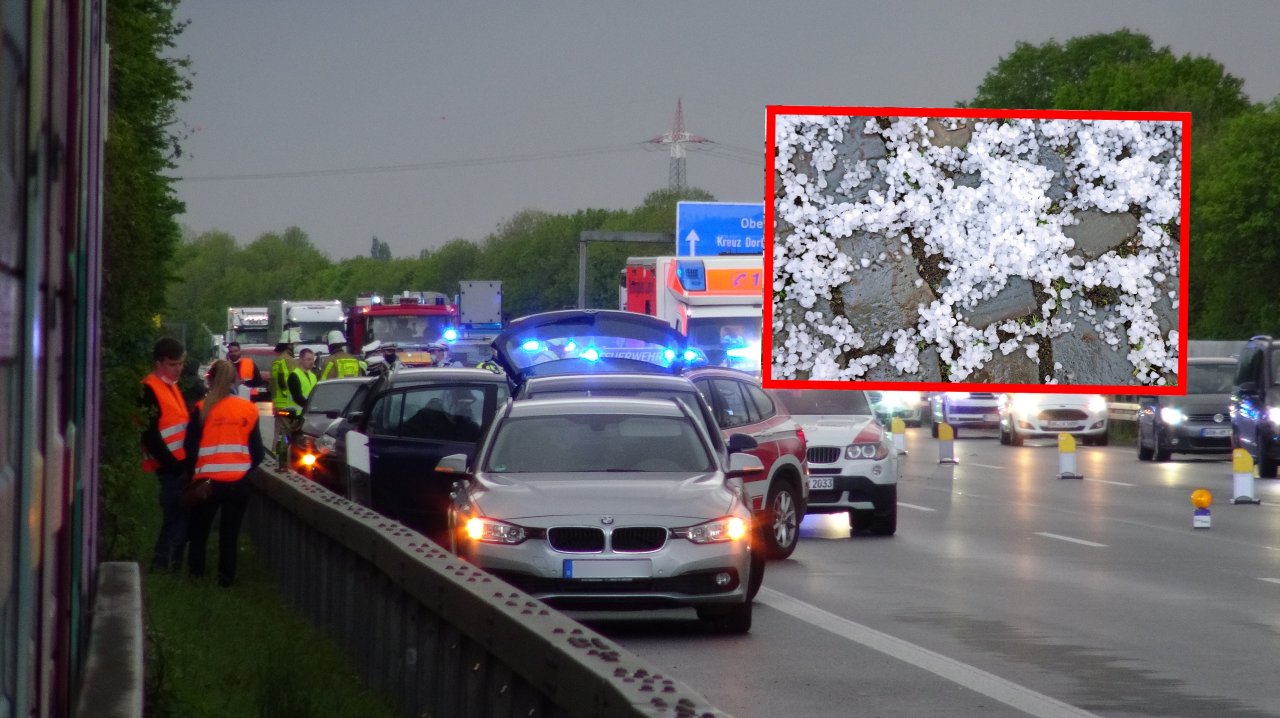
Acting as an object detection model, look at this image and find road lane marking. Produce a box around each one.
[1082,478,1135,487]
[1259,578,1280,585]
[757,587,1102,718]
[967,463,1005,470]
[898,502,936,512]
[1035,532,1107,548]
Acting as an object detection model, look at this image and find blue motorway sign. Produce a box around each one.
[676,201,765,256]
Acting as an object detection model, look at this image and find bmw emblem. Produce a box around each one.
[600,516,614,525]
[1214,413,1225,423]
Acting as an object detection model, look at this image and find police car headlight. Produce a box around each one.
[317,435,337,453]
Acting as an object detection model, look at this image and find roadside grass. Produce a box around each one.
[142,544,399,718]
[106,476,396,718]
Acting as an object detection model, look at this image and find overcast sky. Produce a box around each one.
[170,1,1280,261]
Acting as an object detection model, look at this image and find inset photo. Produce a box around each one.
[765,107,1189,393]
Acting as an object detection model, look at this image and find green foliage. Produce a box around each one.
[170,186,718,326]
[1190,102,1280,336]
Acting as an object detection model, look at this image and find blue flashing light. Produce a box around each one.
[725,345,756,359]
[582,347,601,362]
[683,349,699,362]
[564,341,578,353]
[521,339,542,352]
[443,328,459,342]
[675,260,707,291]
[663,348,676,362]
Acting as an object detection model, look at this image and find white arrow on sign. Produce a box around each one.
[685,229,700,256]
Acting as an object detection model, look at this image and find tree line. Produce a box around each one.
[165,186,711,358]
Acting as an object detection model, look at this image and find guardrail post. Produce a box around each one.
[1056,433,1082,479]
[1232,448,1261,505]
[937,422,957,464]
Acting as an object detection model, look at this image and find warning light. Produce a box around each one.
[300,453,317,468]
[1190,489,1212,509]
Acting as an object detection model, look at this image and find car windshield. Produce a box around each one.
[233,327,272,345]
[367,315,453,346]
[686,317,762,373]
[294,321,345,344]
[1188,362,1236,394]
[485,413,712,473]
[305,382,364,415]
[773,389,871,415]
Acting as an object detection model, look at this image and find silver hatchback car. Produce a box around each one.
[441,396,764,633]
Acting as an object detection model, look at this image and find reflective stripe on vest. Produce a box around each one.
[321,355,362,380]
[194,396,259,481]
[141,373,189,471]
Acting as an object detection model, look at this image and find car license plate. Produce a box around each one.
[563,559,652,580]
[810,476,834,490]
[984,413,1000,422]
[1201,427,1231,437]
[1046,420,1076,429]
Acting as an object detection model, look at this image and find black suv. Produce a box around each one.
[339,368,511,538]
[1230,336,1280,476]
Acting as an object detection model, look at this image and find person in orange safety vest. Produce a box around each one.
[225,341,265,400]
[140,337,193,572]
[186,359,264,587]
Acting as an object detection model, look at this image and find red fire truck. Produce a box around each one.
[346,291,460,367]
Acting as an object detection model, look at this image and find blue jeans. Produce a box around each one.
[151,470,190,572]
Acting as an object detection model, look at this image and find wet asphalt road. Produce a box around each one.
[579,429,1280,718]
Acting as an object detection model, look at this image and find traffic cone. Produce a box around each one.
[1231,449,1261,505]
[1056,433,1082,479]
[937,422,957,464]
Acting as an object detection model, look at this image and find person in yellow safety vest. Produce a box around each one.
[186,359,264,586]
[139,336,194,573]
[287,348,318,409]
[320,329,365,380]
[270,329,298,411]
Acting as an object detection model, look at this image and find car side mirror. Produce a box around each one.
[346,410,365,425]
[726,433,758,454]
[726,452,764,480]
[436,453,469,474]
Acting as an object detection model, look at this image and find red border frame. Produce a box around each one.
[762,105,1191,396]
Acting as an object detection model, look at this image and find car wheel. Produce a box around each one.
[763,480,800,560]
[1092,433,1109,447]
[1010,423,1024,447]
[746,541,765,600]
[1000,424,1011,445]
[698,601,753,634]
[1258,431,1277,478]
[1137,427,1154,461]
[870,485,897,536]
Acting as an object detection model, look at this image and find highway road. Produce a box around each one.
[575,428,1280,718]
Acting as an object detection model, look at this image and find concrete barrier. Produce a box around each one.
[75,562,144,718]
[248,465,732,718]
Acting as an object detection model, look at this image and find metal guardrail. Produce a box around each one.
[1108,402,1140,421]
[248,464,732,718]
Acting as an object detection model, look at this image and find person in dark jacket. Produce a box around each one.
[139,337,194,572]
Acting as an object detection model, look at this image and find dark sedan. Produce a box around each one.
[1137,357,1237,461]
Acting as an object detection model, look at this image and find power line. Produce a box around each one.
[178,142,643,182]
